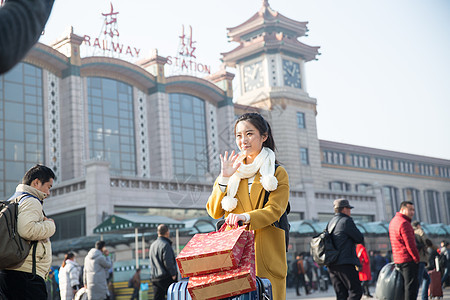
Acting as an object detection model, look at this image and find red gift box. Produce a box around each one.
[176,225,248,278]
[187,230,256,300]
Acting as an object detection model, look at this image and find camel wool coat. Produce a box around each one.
[206,166,289,300]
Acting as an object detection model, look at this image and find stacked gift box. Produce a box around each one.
[176,226,257,300]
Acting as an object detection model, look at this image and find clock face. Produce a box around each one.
[243,61,264,92]
[283,59,301,89]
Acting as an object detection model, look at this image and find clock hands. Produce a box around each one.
[244,62,263,92]
[251,65,260,79]
[283,61,301,88]
[287,64,297,77]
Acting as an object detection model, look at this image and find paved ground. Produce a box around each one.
[286,286,450,299]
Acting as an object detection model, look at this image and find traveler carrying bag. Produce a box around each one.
[187,230,256,300]
[428,270,443,298]
[176,225,248,278]
[168,277,272,300]
[375,262,404,300]
[309,216,342,266]
[0,194,38,271]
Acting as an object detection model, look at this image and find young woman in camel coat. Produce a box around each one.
[207,113,290,300]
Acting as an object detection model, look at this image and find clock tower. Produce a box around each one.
[221,0,319,100]
[221,0,323,196]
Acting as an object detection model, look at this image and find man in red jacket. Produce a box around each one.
[389,201,420,300]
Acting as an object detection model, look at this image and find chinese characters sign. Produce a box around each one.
[82,2,140,58]
[167,25,211,75]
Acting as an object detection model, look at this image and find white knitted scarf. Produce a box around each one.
[221,147,278,212]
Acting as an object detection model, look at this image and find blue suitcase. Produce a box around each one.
[167,280,191,300]
[167,277,272,300]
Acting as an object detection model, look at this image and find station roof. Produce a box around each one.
[53,216,214,254]
[93,214,185,234]
[290,220,450,237]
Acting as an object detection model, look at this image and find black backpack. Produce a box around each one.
[310,216,342,266]
[263,164,291,252]
[0,194,38,273]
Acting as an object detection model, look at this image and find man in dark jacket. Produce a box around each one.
[389,201,420,300]
[149,224,178,300]
[327,198,364,300]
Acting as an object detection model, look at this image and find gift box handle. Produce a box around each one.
[215,220,244,233]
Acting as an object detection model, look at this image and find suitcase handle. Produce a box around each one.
[256,276,271,300]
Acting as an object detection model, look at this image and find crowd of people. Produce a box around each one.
[27,240,115,300]
[290,248,392,295]
[6,222,175,300]
[288,200,450,300]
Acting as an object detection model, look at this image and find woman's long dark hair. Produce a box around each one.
[234,112,276,152]
[61,252,75,268]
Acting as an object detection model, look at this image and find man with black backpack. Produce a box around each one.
[327,198,364,300]
[0,164,56,299]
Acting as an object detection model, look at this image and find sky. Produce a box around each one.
[39,0,450,160]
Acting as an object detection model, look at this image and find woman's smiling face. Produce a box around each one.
[235,120,267,163]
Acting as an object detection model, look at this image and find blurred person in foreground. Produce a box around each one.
[0,0,55,74]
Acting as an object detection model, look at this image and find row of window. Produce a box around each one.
[0,63,213,197]
[329,180,450,224]
[383,187,450,224]
[323,150,450,178]
[0,63,45,197]
[329,181,371,193]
